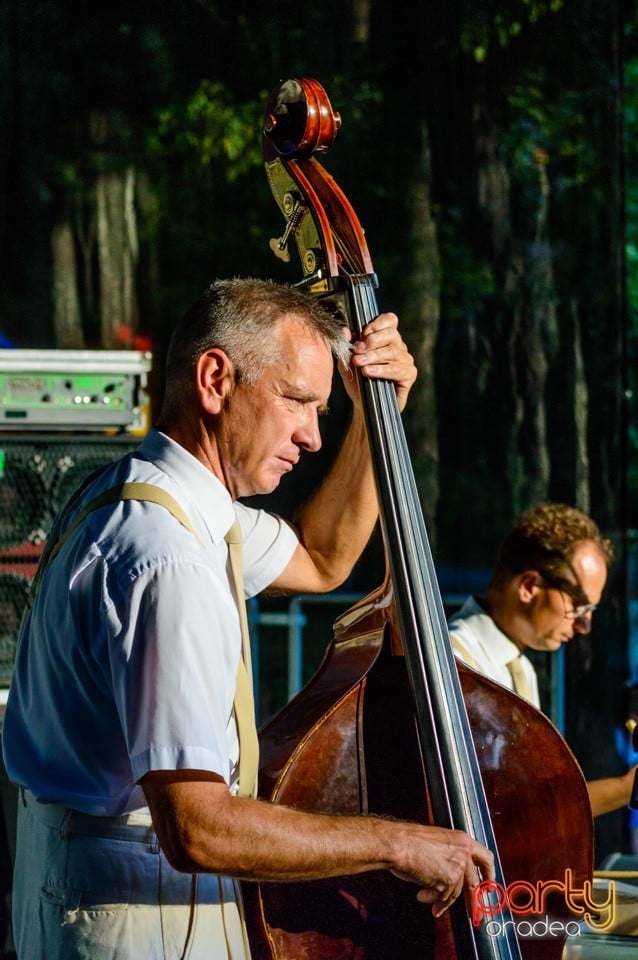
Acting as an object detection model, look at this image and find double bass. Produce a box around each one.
[243,78,594,960]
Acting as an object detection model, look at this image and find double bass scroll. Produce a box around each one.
[243,77,594,960]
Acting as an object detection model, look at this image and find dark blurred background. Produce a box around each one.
[1,9,638,953]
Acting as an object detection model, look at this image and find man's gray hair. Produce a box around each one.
[164,278,351,391]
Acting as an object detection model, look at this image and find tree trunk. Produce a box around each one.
[96,165,139,349]
[403,123,441,542]
[352,0,371,43]
[509,149,555,512]
[572,299,590,513]
[51,218,84,348]
[477,127,554,516]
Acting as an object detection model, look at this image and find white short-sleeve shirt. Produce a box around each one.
[3,429,298,815]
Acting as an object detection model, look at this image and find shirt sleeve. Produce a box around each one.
[234,502,298,597]
[111,556,241,786]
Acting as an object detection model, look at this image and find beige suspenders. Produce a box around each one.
[224,518,260,798]
[26,481,259,798]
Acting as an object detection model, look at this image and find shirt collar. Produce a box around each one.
[139,428,235,543]
[456,595,523,667]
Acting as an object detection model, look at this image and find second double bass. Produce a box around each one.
[243,78,594,960]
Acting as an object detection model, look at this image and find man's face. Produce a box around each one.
[525,540,608,653]
[217,315,335,498]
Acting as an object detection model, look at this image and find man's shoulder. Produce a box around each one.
[57,451,212,577]
[448,596,486,632]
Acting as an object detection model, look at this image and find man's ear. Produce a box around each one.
[518,570,540,605]
[195,349,235,414]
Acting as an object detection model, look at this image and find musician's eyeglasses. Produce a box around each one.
[538,571,597,622]
[560,594,598,621]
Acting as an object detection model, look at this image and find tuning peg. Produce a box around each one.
[269,237,291,263]
[268,195,303,264]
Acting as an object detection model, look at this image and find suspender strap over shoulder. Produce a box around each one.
[24,480,258,798]
[50,481,203,560]
[27,482,203,610]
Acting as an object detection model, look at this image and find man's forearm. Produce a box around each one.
[143,776,494,913]
[294,410,379,591]
[587,768,636,817]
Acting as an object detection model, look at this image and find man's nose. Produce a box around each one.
[573,613,593,635]
[295,410,322,452]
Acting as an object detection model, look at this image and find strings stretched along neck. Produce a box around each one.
[345,273,521,960]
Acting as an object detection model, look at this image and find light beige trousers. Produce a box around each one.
[13,790,252,960]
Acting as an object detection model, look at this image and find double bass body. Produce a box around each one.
[244,582,593,960]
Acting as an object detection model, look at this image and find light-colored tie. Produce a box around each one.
[506,654,534,703]
[225,517,259,798]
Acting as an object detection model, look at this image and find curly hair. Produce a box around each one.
[493,503,614,599]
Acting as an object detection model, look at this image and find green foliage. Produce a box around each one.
[505,80,599,186]
[149,80,263,182]
[438,213,496,330]
[460,0,564,63]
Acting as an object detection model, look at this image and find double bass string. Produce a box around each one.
[332,223,519,956]
[347,274,468,806]
[345,273,521,960]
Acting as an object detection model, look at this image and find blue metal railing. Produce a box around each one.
[248,590,567,732]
